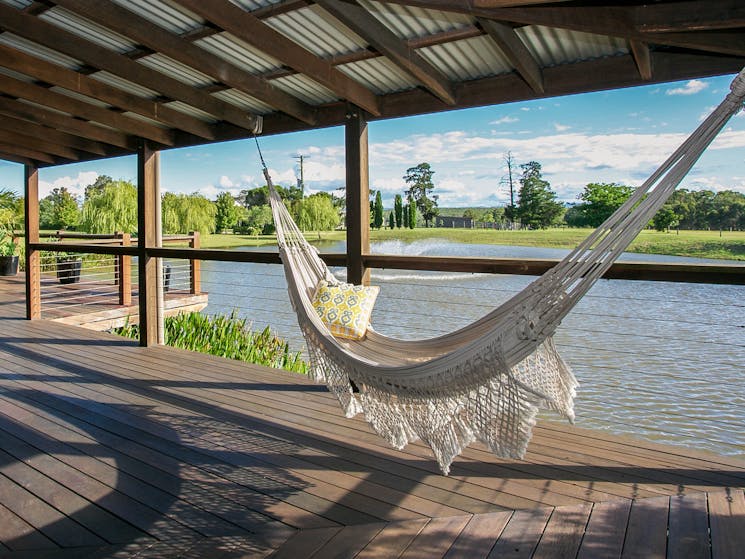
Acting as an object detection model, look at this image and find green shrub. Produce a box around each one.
[115,311,307,374]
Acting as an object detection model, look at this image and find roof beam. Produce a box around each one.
[0,151,35,166]
[50,0,316,126]
[315,0,457,105]
[635,0,745,32]
[478,19,543,93]
[171,0,381,116]
[0,112,108,156]
[0,44,217,140]
[0,96,136,151]
[0,129,81,161]
[629,40,652,81]
[0,141,57,165]
[380,1,745,56]
[0,74,176,146]
[0,3,263,132]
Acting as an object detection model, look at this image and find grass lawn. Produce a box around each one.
[201,228,745,261]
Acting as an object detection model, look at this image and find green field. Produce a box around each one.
[201,228,745,261]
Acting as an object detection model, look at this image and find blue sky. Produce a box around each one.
[1,73,744,208]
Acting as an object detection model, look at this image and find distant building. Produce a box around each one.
[436,216,473,228]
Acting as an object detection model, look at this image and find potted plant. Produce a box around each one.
[56,250,82,284]
[0,228,19,276]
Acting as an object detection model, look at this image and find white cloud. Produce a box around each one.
[39,171,99,198]
[553,123,571,132]
[490,116,518,125]
[218,175,234,188]
[666,79,708,96]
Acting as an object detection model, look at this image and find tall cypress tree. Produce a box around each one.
[408,199,417,229]
[388,212,394,230]
[394,194,403,228]
[373,190,384,229]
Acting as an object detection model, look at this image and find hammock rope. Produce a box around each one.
[263,69,745,474]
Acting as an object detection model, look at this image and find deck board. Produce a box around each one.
[1,276,744,558]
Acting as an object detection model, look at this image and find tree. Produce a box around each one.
[80,180,136,233]
[297,192,339,231]
[214,192,240,232]
[42,187,80,230]
[373,190,384,229]
[403,203,409,228]
[84,175,113,201]
[0,188,23,231]
[388,212,395,230]
[408,200,417,229]
[404,162,439,227]
[652,206,679,232]
[162,193,216,235]
[394,194,403,228]
[501,151,518,223]
[516,161,564,229]
[573,182,634,227]
[240,204,274,235]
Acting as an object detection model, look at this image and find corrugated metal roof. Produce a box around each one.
[158,101,215,122]
[0,32,83,69]
[89,71,160,98]
[110,0,205,34]
[265,5,367,58]
[196,33,281,74]
[518,25,628,67]
[121,111,172,128]
[273,74,338,105]
[358,0,473,40]
[49,87,112,108]
[0,0,31,9]
[339,58,417,95]
[419,35,512,81]
[213,89,274,115]
[138,53,216,87]
[0,66,35,83]
[39,6,138,53]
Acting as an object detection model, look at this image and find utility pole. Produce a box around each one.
[292,153,310,195]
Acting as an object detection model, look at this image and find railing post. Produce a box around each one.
[137,141,160,346]
[116,231,131,306]
[189,231,200,294]
[24,164,40,319]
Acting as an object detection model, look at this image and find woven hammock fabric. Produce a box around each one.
[266,69,745,474]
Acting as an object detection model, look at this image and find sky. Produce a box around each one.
[1,73,744,208]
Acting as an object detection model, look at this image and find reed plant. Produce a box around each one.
[115,311,307,374]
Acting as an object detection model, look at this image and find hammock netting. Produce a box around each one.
[265,69,745,474]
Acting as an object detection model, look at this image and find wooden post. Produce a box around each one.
[345,109,370,285]
[116,231,131,306]
[137,141,159,346]
[189,230,200,294]
[24,164,40,320]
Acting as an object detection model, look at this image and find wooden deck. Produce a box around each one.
[0,276,744,558]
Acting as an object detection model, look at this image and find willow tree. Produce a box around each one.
[162,193,216,235]
[80,180,137,234]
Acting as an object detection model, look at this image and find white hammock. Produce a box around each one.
[266,69,745,474]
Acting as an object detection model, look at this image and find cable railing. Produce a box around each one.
[191,258,745,459]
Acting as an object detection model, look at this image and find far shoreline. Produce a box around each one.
[200,227,745,262]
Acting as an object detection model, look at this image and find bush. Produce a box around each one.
[114,311,307,374]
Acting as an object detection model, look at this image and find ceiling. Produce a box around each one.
[0,0,743,168]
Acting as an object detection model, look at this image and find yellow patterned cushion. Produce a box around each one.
[311,280,379,340]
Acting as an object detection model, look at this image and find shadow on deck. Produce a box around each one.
[0,276,743,558]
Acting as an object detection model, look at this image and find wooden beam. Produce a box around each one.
[24,165,40,320]
[0,141,56,165]
[0,74,175,146]
[635,0,745,33]
[50,0,315,126]
[0,151,34,166]
[0,3,263,132]
[316,0,457,105]
[0,111,109,156]
[0,44,217,140]
[629,40,652,81]
[478,18,544,93]
[345,110,370,286]
[0,129,80,161]
[171,0,381,116]
[0,97,136,151]
[137,142,160,347]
